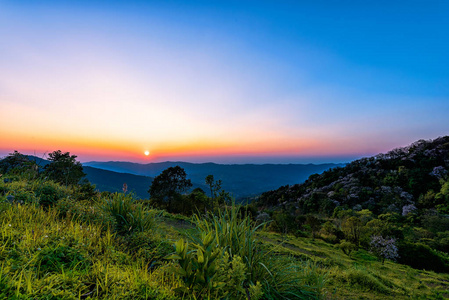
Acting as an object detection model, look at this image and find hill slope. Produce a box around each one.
[83,166,153,198]
[258,136,449,215]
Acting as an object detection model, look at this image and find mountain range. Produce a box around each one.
[83,161,345,200]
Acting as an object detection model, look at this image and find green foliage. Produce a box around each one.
[343,268,391,294]
[397,241,449,273]
[338,240,357,257]
[0,151,38,179]
[260,257,325,300]
[214,252,263,300]
[36,181,67,208]
[56,197,117,231]
[37,244,88,274]
[44,150,86,186]
[124,231,173,263]
[103,193,157,235]
[341,216,363,248]
[268,210,297,234]
[173,189,210,215]
[193,205,265,283]
[165,234,224,298]
[178,205,325,299]
[0,194,177,299]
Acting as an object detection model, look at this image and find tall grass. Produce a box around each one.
[167,204,325,299]
[193,204,265,282]
[102,193,158,234]
[0,199,177,299]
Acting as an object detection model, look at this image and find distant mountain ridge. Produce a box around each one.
[24,156,155,199]
[84,161,345,199]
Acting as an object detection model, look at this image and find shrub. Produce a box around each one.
[125,231,173,263]
[398,241,449,272]
[193,205,264,283]
[36,182,64,208]
[338,240,357,257]
[369,236,399,264]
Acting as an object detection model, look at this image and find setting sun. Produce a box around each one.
[144,150,150,156]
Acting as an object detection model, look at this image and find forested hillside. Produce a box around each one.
[254,136,449,273]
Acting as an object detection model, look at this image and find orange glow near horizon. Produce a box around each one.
[0,126,373,164]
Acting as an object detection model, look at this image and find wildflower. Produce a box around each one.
[37,247,41,251]
[8,224,11,227]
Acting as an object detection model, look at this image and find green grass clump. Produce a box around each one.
[103,193,158,235]
[167,204,324,299]
[343,268,391,294]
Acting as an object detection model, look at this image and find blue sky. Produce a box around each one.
[0,1,448,163]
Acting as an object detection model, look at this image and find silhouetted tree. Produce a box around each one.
[148,166,192,212]
[0,151,33,174]
[44,150,85,186]
[205,174,231,205]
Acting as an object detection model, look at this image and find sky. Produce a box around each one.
[1,0,448,164]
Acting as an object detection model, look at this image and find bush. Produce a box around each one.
[398,241,449,272]
[338,240,357,257]
[370,236,399,263]
[124,231,172,263]
[36,182,65,208]
[166,235,225,298]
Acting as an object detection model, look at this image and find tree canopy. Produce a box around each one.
[148,166,192,212]
[44,150,86,186]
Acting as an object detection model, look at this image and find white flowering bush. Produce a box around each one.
[402,204,417,216]
[370,236,399,264]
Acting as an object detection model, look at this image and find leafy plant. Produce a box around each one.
[102,193,157,234]
[165,234,223,298]
[338,240,357,258]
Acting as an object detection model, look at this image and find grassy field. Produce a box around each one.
[256,231,449,299]
[1,178,449,299]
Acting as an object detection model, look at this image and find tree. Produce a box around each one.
[0,151,36,176]
[149,166,192,212]
[205,174,231,205]
[341,216,363,248]
[44,150,86,186]
[370,236,399,264]
[205,175,216,198]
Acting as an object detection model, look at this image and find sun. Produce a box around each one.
[144,150,150,156]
